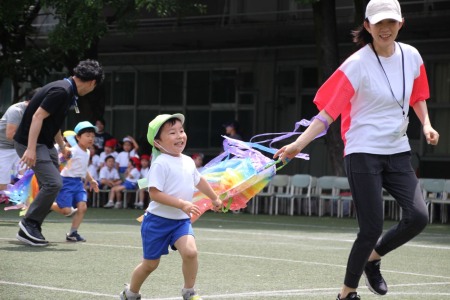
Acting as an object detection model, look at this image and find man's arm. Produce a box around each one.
[5,123,18,140]
[20,107,49,167]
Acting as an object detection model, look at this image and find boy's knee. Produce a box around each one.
[182,248,198,261]
[77,202,88,213]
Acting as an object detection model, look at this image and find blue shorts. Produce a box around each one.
[141,213,194,260]
[56,177,87,208]
[123,180,137,190]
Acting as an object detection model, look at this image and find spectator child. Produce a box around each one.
[191,153,204,172]
[104,157,141,209]
[99,155,122,190]
[51,121,99,242]
[134,154,151,209]
[88,144,101,172]
[98,139,118,169]
[94,119,113,155]
[116,136,140,176]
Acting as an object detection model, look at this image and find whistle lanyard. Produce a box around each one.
[371,42,406,118]
[64,78,80,113]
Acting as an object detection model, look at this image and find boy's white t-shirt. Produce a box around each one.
[116,149,137,168]
[99,151,118,164]
[88,163,99,181]
[125,167,141,184]
[140,166,149,179]
[61,144,90,178]
[99,166,120,181]
[146,153,201,220]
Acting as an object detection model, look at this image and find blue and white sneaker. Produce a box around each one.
[66,231,86,242]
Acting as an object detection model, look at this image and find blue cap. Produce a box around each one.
[74,121,98,134]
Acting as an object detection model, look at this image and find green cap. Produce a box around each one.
[147,113,185,161]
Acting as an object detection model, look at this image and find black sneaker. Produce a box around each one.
[19,219,46,242]
[16,229,49,246]
[66,231,86,242]
[364,259,388,295]
[336,292,360,300]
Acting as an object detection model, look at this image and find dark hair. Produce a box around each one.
[73,59,104,85]
[96,118,106,126]
[77,127,96,136]
[351,20,373,48]
[26,87,41,101]
[105,155,115,162]
[154,118,180,142]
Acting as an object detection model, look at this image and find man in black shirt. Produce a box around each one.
[14,59,104,246]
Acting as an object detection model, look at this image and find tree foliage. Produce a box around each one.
[0,0,205,101]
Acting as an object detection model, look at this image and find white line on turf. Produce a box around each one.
[1,280,449,299]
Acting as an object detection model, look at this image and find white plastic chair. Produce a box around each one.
[381,188,402,220]
[252,179,274,214]
[270,175,291,215]
[421,178,446,223]
[316,176,339,217]
[334,177,353,218]
[289,174,313,216]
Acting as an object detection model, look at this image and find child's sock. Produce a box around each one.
[70,228,77,234]
[182,288,196,297]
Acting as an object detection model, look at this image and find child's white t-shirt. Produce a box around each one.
[125,167,140,184]
[140,166,149,179]
[116,149,137,169]
[99,151,118,164]
[99,166,120,181]
[146,153,200,220]
[87,163,99,181]
[61,145,90,178]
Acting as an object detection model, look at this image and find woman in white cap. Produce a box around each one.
[274,0,439,299]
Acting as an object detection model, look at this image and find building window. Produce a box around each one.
[104,68,254,153]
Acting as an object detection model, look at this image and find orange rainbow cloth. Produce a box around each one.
[2,170,39,214]
[136,136,287,223]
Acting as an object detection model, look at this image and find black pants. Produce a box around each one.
[343,152,428,288]
[15,142,62,225]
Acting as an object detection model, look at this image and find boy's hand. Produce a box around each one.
[181,200,201,217]
[90,180,99,193]
[211,197,223,212]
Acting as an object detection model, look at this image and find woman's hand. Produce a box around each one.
[423,124,439,145]
[273,142,302,163]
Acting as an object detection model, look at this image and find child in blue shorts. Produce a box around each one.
[104,156,141,208]
[120,113,223,300]
[51,121,99,242]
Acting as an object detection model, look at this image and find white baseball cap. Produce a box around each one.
[365,0,402,24]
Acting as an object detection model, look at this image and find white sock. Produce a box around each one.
[182,288,195,296]
[126,289,140,297]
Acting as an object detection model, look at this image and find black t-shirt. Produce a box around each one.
[14,79,76,148]
[94,132,113,154]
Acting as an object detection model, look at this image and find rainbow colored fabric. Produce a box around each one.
[1,169,39,215]
[190,136,286,222]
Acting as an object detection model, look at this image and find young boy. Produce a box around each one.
[51,121,99,242]
[104,157,141,209]
[99,155,122,189]
[134,154,151,209]
[120,114,223,300]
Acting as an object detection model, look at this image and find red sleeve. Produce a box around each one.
[410,64,430,106]
[313,69,355,120]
